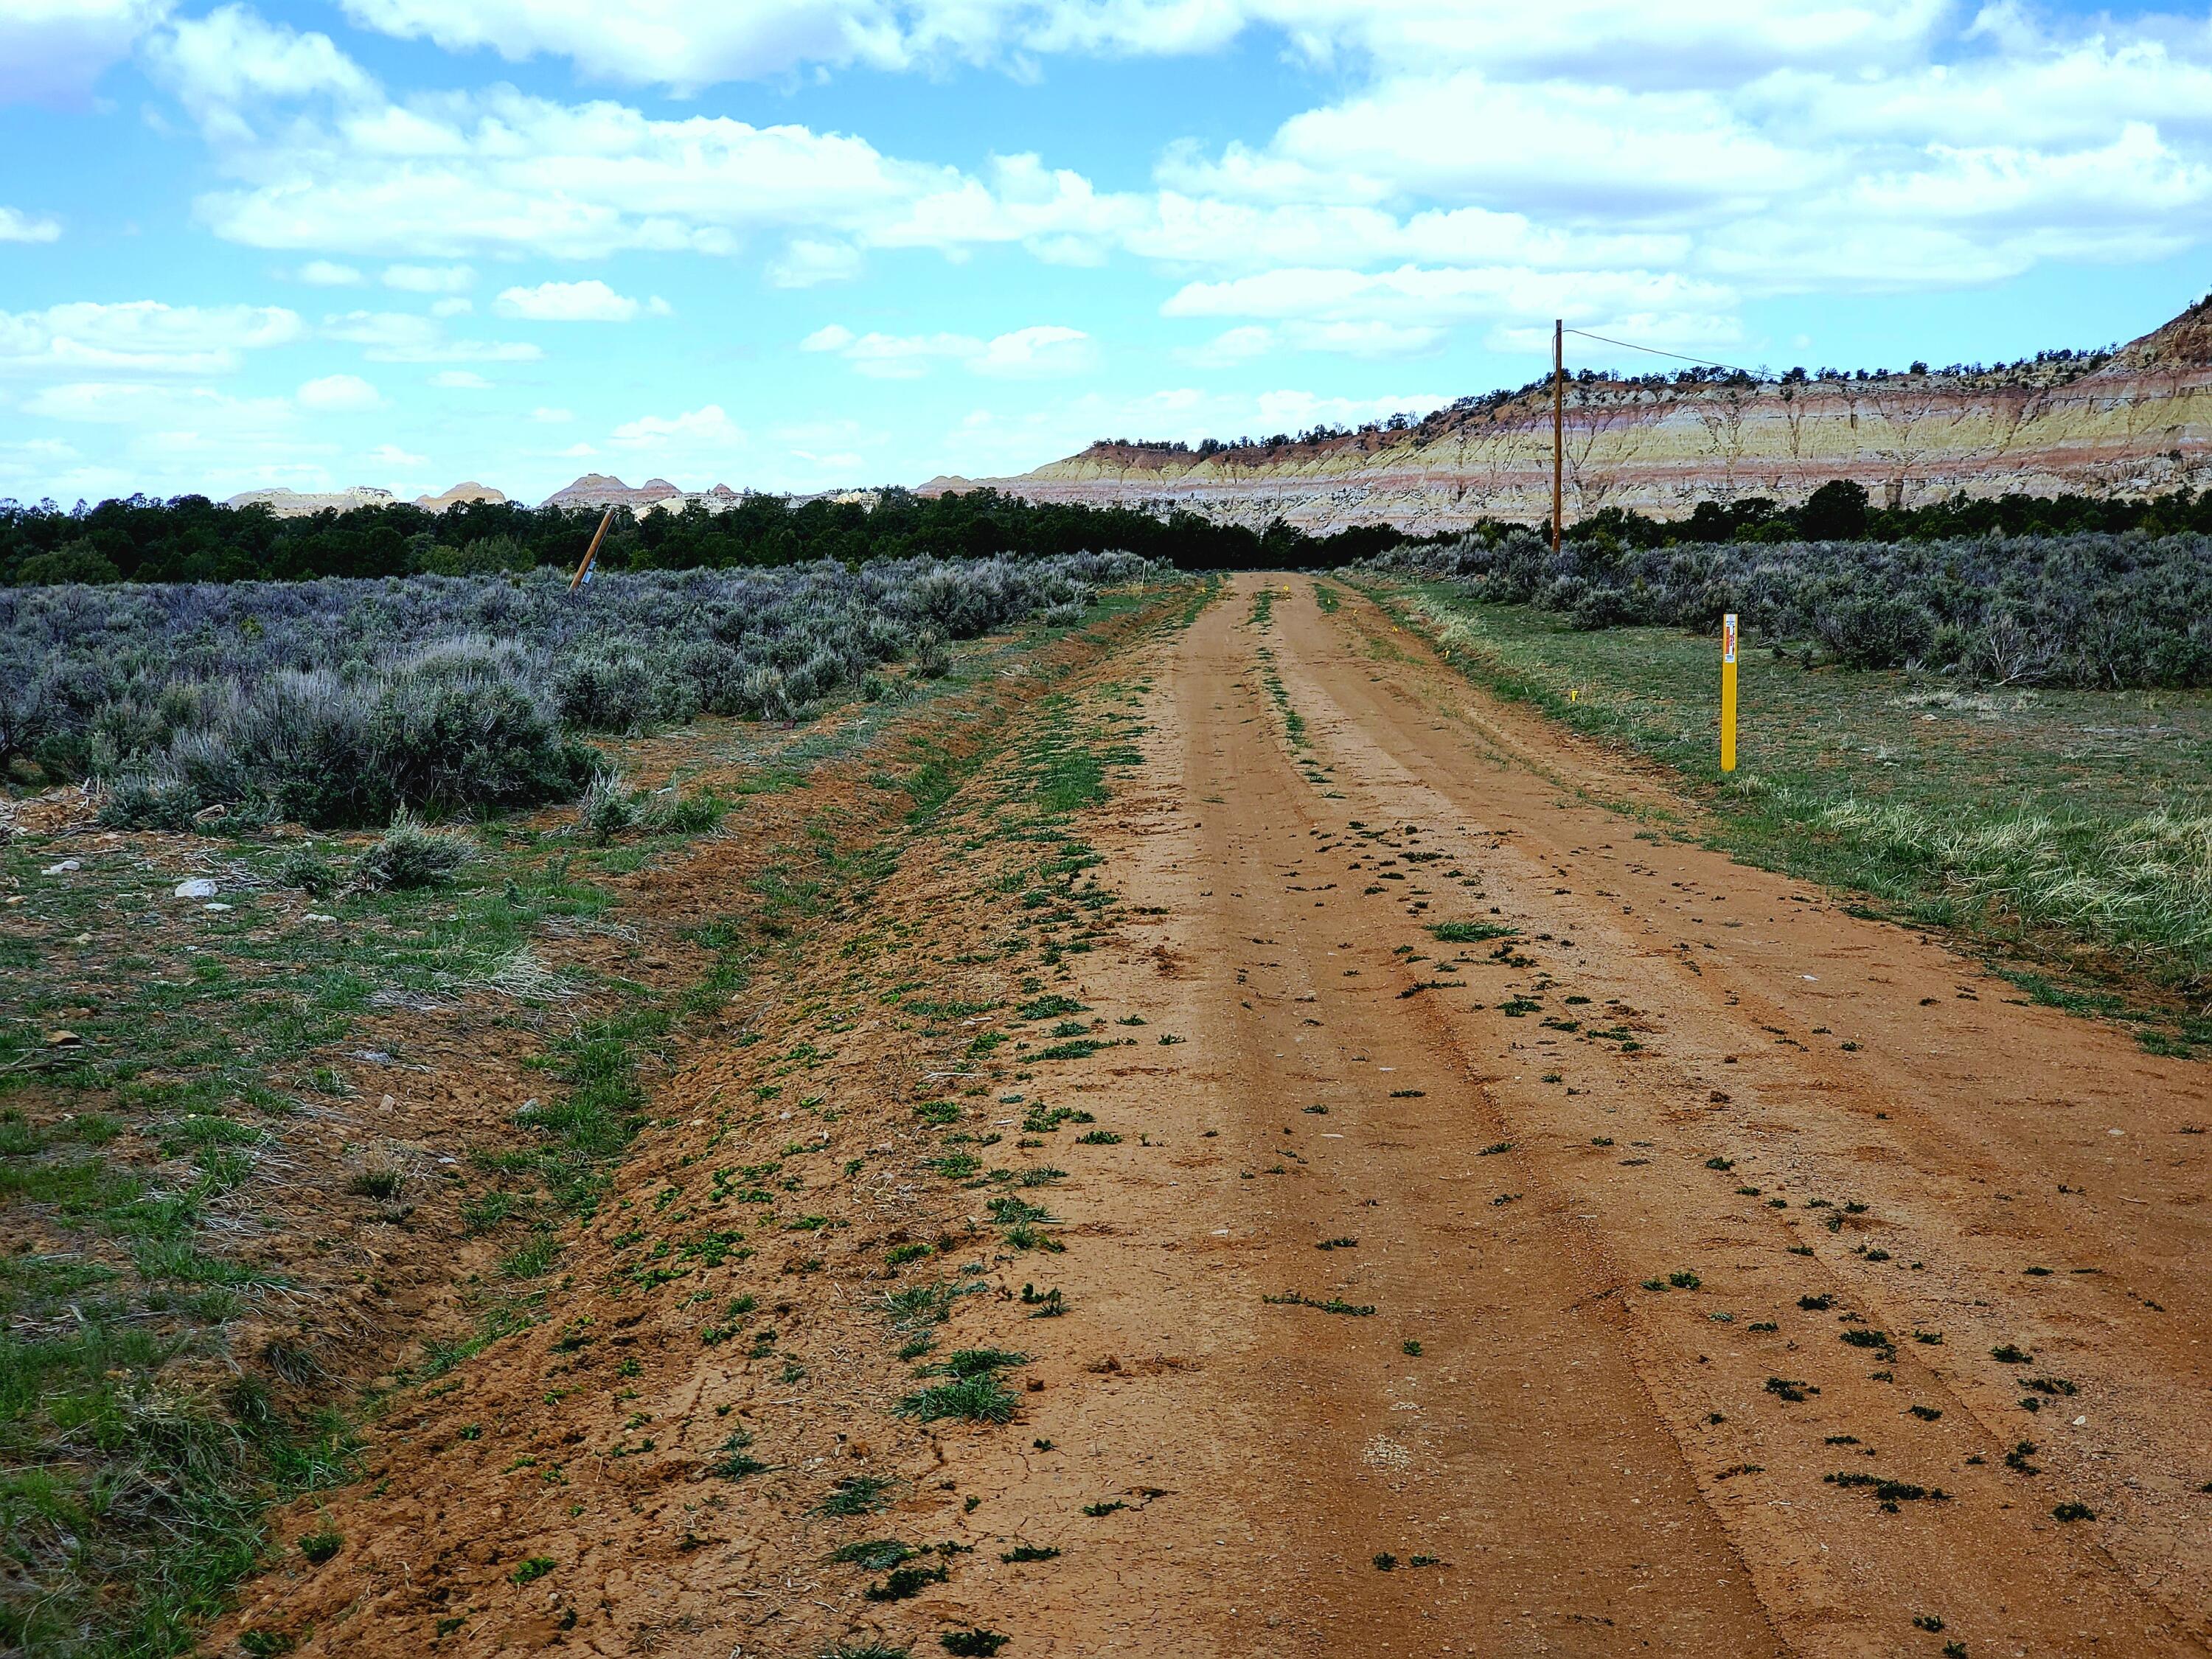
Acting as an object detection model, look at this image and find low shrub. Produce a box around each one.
[0,554,1156,825]
[1367,530,2212,689]
[355,810,473,890]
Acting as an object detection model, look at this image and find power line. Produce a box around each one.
[1562,327,1763,378]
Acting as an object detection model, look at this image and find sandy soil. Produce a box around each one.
[229,576,2212,1658]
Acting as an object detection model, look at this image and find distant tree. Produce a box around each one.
[15,540,122,584]
[1798,479,1871,541]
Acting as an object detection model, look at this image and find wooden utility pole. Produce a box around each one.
[1551,318,1565,552]
[569,507,613,592]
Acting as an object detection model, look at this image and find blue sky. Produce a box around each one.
[2,0,2209,507]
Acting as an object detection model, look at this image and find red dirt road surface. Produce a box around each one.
[235,575,2212,1658]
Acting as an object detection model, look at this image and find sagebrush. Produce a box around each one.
[1366,530,2212,689]
[3,553,1153,825]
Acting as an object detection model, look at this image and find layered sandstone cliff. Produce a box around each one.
[928,298,2212,532]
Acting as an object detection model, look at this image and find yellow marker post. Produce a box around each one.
[1720,611,1739,773]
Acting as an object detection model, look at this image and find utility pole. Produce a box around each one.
[1552,318,1565,553]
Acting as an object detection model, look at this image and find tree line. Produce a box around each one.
[4,479,2208,585]
[0,487,1372,585]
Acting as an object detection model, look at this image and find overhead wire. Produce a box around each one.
[1562,327,1764,378]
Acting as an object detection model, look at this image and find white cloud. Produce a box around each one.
[19,381,316,473]
[384,262,475,293]
[804,321,1095,379]
[297,372,381,411]
[768,237,863,287]
[1163,264,1742,354]
[0,207,62,244]
[0,0,172,107]
[971,324,1094,378]
[366,441,426,467]
[530,405,573,422]
[175,60,1131,268]
[145,3,375,140]
[320,0,1964,94]
[297,260,363,285]
[609,403,744,449]
[1186,324,1275,366]
[495,279,647,321]
[831,330,978,378]
[159,4,2212,355]
[1252,389,1451,432]
[429,297,473,318]
[431,369,492,389]
[0,300,303,377]
[321,309,542,362]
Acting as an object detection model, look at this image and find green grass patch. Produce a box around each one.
[1375,581,2212,1029]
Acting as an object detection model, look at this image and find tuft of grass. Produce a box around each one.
[345,1167,403,1200]
[866,1564,948,1601]
[1262,1290,1376,1315]
[830,1539,916,1570]
[709,1431,769,1479]
[928,1347,1029,1377]
[897,1374,1020,1424]
[1428,921,1517,943]
[814,1475,896,1517]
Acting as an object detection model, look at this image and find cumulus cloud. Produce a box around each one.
[321,309,542,363]
[0,0,173,107]
[495,279,649,321]
[384,263,475,293]
[296,372,381,411]
[768,237,864,288]
[150,0,2212,358]
[0,301,303,377]
[970,324,1094,378]
[607,404,745,465]
[297,260,363,285]
[0,208,62,244]
[18,381,322,484]
[611,403,741,442]
[1184,324,1276,367]
[803,321,1095,379]
[161,24,1133,270]
[328,0,1252,91]
[329,0,1948,94]
[145,3,375,140]
[431,369,492,389]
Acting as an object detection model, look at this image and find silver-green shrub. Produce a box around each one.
[1365,531,2212,688]
[4,552,1153,824]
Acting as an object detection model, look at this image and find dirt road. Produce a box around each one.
[234,574,2212,1658]
[973,575,2212,1655]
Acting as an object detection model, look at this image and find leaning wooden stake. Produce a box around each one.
[569,507,613,592]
